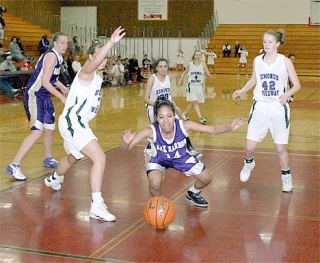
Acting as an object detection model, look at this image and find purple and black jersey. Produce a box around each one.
[25,48,62,96]
[146,118,204,175]
[23,48,62,130]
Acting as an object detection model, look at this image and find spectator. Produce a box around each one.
[59,56,72,87]
[66,54,75,80]
[102,56,114,84]
[69,35,81,56]
[122,58,131,83]
[16,56,32,71]
[16,38,34,63]
[128,54,142,82]
[110,58,124,85]
[0,79,20,97]
[0,55,16,71]
[142,54,152,74]
[200,45,207,62]
[0,9,6,45]
[16,38,25,54]
[222,42,231,57]
[71,54,81,75]
[9,36,24,61]
[176,48,184,71]
[206,48,217,75]
[234,41,242,57]
[0,55,21,88]
[0,43,5,62]
[238,46,248,77]
[38,35,49,54]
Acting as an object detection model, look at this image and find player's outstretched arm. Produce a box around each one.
[183,117,247,135]
[121,126,153,151]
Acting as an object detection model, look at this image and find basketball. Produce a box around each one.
[143,196,176,230]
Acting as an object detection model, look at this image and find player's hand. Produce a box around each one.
[60,85,69,97]
[279,94,290,105]
[110,26,126,45]
[232,89,244,100]
[122,129,135,144]
[230,117,247,130]
[60,96,66,104]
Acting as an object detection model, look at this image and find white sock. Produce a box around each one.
[188,185,201,194]
[92,192,103,203]
[53,171,63,180]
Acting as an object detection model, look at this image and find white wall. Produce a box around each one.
[60,6,97,45]
[215,0,310,24]
[100,37,199,69]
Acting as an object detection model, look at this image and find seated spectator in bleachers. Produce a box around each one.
[71,55,81,75]
[0,79,20,97]
[16,37,34,63]
[110,58,124,85]
[234,41,242,57]
[9,36,24,61]
[69,35,81,56]
[0,43,5,62]
[129,54,143,82]
[16,56,32,71]
[59,57,72,87]
[66,54,75,81]
[122,58,131,83]
[16,38,25,55]
[142,54,152,74]
[222,42,231,57]
[0,55,16,71]
[37,35,49,55]
[0,55,21,88]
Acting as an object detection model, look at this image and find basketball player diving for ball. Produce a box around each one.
[122,97,246,207]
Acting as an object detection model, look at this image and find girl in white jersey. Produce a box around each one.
[178,50,213,125]
[44,26,126,222]
[232,29,301,193]
[206,48,217,75]
[144,58,181,123]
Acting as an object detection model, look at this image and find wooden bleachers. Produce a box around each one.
[208,24,320,77]
[2,12,52,60]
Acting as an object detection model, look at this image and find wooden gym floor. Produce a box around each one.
[0,72,319,262]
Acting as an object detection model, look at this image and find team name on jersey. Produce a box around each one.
[191,72,202,76]
[190,72,202,83]
[259,73,279,81]
[90,89,101,113]
[156,88,170,95]
[156,138,187,153]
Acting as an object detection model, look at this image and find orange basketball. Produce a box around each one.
[143,196,176,230]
